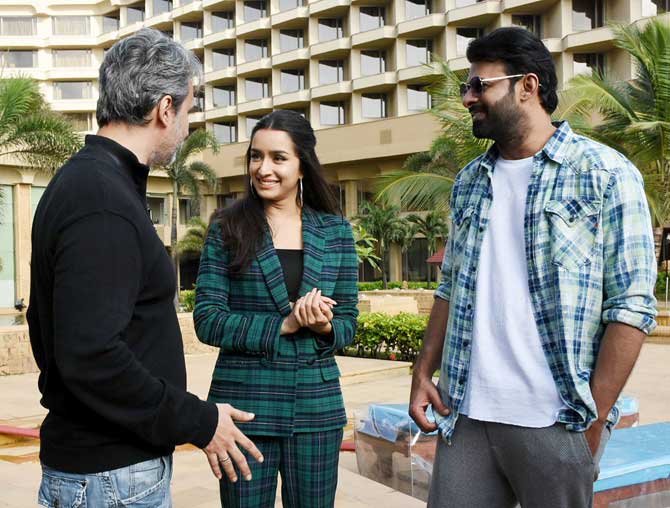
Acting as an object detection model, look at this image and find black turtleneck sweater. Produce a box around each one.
[27,135,218,473]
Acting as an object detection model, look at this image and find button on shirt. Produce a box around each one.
[434,122,657,442]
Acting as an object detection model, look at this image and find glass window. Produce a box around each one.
[360,6,385,32]
[245,77,270,100]
[405,237,427,281]
[179,198,198,225]
[0,16,36,36]
[405,0,431,20]
[126,4,145,25]
[153,0,173,15]
[320,101,346,125]
[53,81,92,100]
[213,122,237,143]
[456,27,482,56]
[0,185,15,308]
[243,0,268,22]
[191,90,205,112]
[362,93,387,118]
[52,49,91,67]
[280,29,304,52]
[0,50,36,68]
[62,113,92,132]
[511,15,542,37]
[319,60,345,85]
[318,18,344,42]
[213,86,236,107]
[212,11,234,31]
[573,52,605,76]
[280,0,304,11]
[572,0,604,32]
[245,39,268,61]
[406,39,432,67]
[217,193,239,208]
[246,116,261,136]
[102,12,119,32]
[212,47,235,69]
[361,50,386,76]
[642,0,670,15]
[407,84,431,111]
[147,196,167,224]
[53,16,90,35]
[181,21,203,42]
[280,69,305,93]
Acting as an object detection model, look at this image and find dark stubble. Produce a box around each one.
[470,87,527,148]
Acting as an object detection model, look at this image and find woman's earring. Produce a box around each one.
[250,176,257,196]
[298,178,304,208]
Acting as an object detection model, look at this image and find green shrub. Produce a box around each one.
[358,281,439,291]
[348,312,428,363]
[656,271,669,296]
[180,289,196,312]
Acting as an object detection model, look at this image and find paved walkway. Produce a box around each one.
[2,344,670,507]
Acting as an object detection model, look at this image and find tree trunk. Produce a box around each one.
[382,248,389,289]
[171,180,180,309]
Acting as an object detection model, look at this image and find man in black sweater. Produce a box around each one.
[28,28,263,507]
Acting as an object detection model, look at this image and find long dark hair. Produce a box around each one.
[213,110,341,275]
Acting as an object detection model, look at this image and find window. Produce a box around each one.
[243,0,268,22]
[102,12,119,33]
[642,0,670,15]
[245,39,268,61]
[456,27,483,56]
[53,81,92,100]
[406,39,432,67]
[362,93,387,118]
[246,116,262,136]
[53,16,90,35]
[280,0,305,11]
[280,29,304,52]
[572,0,604,32]
[573,53,605,76]
[360,6,385,32]
[179,198,198,225]
[0,50,36,68]
[319,60,345,85]
[153,0,173,15]
[126,4,145,25]
[213,122,237,143]
[280,69,305,93]
[320,101,346,125]
[245,77,270,100]
[217,193,239,208]
[405,0,431,20]
[181,21,203,42]
[0,16,36,36]
[213,86,236,107]
[63,113,92,132]
[407,84,431,111]
[212,11,234,31]
[52,49,91,67]
[361,50,386,76]
[191,90,205,112]
[511,15,542,37]
[212,47,235,69]
[319,18,344,42]
[147,196,167,224]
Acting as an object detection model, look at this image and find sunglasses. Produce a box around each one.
[459,74,527,97]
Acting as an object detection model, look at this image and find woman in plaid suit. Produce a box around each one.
[194,110,359,508]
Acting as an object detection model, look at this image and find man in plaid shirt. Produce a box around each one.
[409,27,657,508]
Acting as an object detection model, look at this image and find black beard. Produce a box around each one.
[471,92,526,148]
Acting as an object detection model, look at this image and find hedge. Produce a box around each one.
[358,281,439,291]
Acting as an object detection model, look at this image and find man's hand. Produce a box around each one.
[583,420,605,458]
[409,369,450,433]
[203,404,264,482]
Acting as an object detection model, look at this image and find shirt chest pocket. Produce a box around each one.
[544,199,601,271]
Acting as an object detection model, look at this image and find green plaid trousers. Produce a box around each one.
[219,429,343,508]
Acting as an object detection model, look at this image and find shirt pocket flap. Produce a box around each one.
[319,358,342,381]
[544,199,601,226]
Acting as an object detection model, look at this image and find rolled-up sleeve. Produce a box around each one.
[601,162,657,334]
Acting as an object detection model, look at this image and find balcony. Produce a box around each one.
[237,56,272,76]
[188,111,206,123]
[273,89,310,107]
[119,23,144,38]
[352,70,397,92]
[542,37,562,53]
[204,28,236,46]
[47,35,98,48]
[271,6,309,28]
[145,11,173,29]
[183,37,204,50]
[397,61,440,83]
[563,26,614,53]
[202,0,235,8]
[351,26,396,49]
[447,0,502,27]
[172,1,204,21]
[272,47,310,67]
[236,17,271,37]
[310,37,351,58]
[311,80,352,99]
[205,104,238,121]
[46,68,98,80]
[502,0,555,14]
[50,98,98,112]
[97,30,120,45]
[446,55,470,71]
[309,0,351,16]
[397,13,445,37]
[237,97,273,114]
[204,66,237,84]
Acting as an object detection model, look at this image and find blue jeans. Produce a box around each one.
[38,455,172,508]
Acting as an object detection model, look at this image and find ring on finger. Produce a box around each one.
[220,455,231,464]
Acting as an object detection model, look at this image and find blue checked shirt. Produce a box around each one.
[434,121,657,441]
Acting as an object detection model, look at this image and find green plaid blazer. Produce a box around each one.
[194,207,359,436]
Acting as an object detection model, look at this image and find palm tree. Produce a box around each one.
[156,129,219,300]
[376,61,491,211]
[408,211,449,284]
[557,18,670,226]
[177,216,208,257]
[351,222,381,272]
[390,218,418,282]
[356,201,404,289]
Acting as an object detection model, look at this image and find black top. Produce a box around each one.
[27,135,218,474]
[276,249,304,302]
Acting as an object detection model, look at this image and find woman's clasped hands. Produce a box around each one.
[281,288,337,335]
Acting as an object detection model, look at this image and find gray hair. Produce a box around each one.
[97,28,202,127]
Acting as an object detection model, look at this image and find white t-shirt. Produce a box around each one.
[461,155,565,427]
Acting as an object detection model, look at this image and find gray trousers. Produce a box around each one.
[427,416,610,508]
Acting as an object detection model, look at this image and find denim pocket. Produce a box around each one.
[110,456,170,506]
[38,471,87,508]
